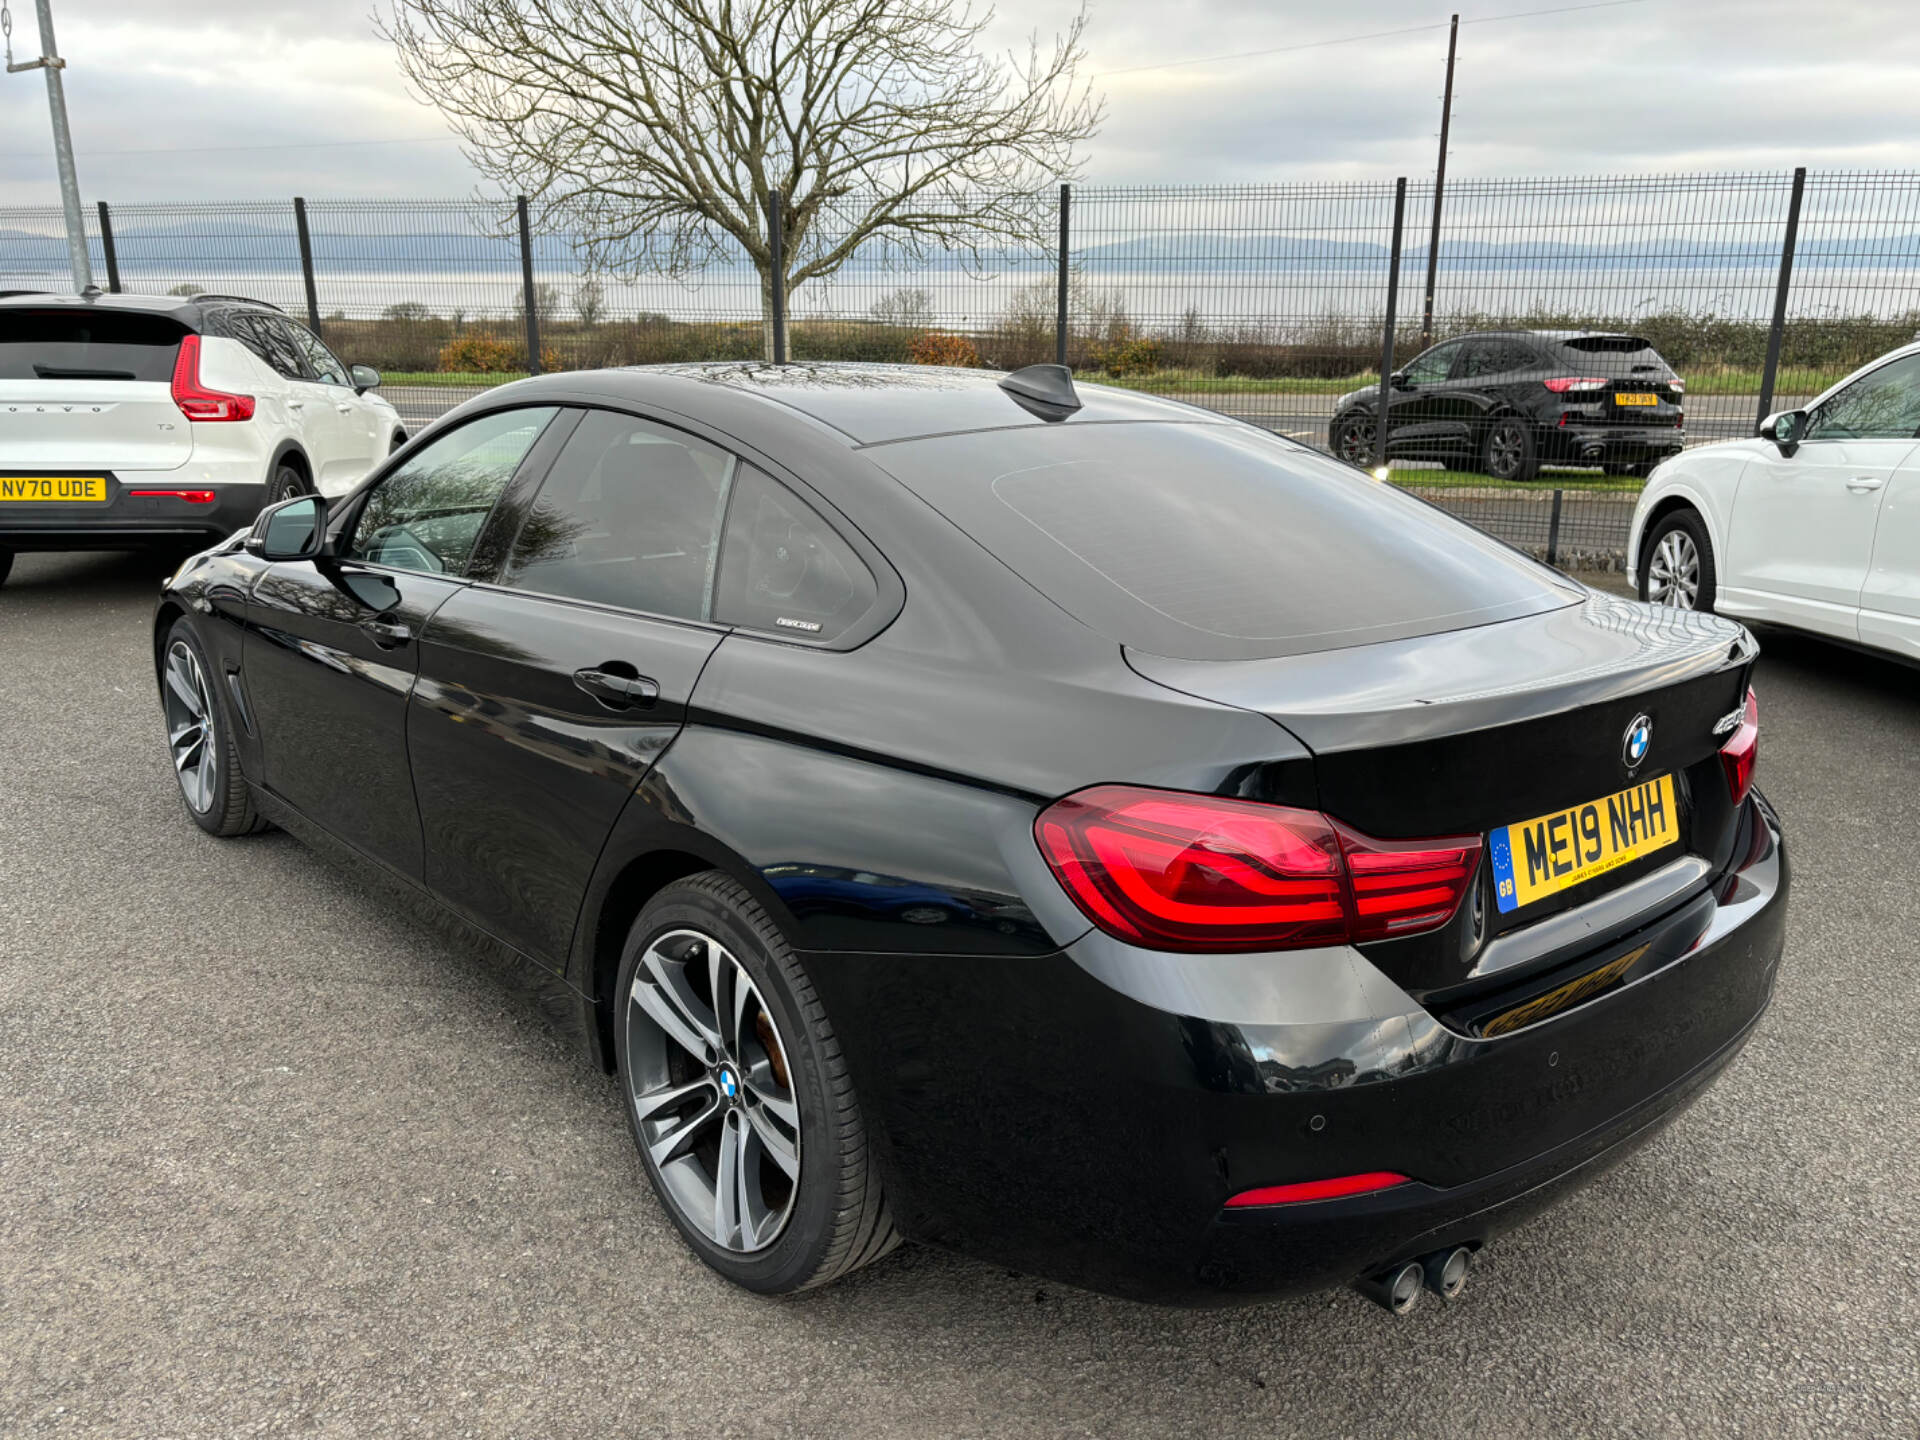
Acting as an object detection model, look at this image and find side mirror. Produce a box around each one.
[1759,408,1806,456]
[1390,371,1412,390]
[245,494,328,561]
[351,364,382,395]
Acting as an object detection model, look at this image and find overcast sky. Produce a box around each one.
[3,0,1918,206]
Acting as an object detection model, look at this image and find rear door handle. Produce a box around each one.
[336,403,354,414]
[573,667,660,708]
[362,617,412,647]
[287,399,305,410]
[1847,476,1885,492]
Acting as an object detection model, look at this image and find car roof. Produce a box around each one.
[0,290,284,326]
[485,361,1227,447]
[1438,329,1650,346]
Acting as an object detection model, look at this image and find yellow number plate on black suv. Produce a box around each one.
[1489,775,1678,914]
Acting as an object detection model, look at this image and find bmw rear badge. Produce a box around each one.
[1623,713,1653,771]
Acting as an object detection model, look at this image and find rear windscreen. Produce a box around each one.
[0,309,186,382]
[1556,335,1672,373]
[870,422,1579,661]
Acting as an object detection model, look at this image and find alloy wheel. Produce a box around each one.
[1647,529,1701,609]
[625,927,802,1253]
[163,640,218,814]
[1336,416,1376,466]
[1487,423,1525,479]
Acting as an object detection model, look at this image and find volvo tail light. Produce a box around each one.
[1543,376,1609,393]
[171,335,255,422]
[1721,687,1758,806]
[1035,786,1482,953]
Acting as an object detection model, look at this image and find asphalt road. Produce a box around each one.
[3,551,1917,1438]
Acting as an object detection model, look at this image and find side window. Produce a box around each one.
[1806,354,1920,441]
[499,410,735,619]
[233,313,309,380]
[347,407,558,575]
[287,321,350,386]
[1402,341,1462,384]
[1453,341,1503,379]
[714,466,877,642]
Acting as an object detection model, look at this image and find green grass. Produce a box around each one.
[381,370,530,387]
[1387,467,1643,493]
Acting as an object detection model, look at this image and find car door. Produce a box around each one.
[407,408,741,969]
[242,405,566,878]
[1445,339,1528,459]
[1723,352,1920,640]
[1383,340,1466,456]
[284,319,382,493]
[1858,444,1920,660]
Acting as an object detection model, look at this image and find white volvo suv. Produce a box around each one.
[0,290,405,586]
[1627,341,1920,663]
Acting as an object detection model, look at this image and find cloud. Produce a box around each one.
[3,0,1918,206]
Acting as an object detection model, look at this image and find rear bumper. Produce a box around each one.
[809,795,1787,1304]
[0,480,262,550]
[1547,423,1685,464]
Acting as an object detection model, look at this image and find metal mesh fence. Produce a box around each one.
[9,170,1920,563]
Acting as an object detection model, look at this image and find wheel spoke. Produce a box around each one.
[714,1113,745,1247]
[173,733,205,773]
[644,1088,722,1169]
[744,1092,799,1178]
[165,655,202,714]
[631,1075,716,1124]
[633,942,722,1062]
[710,942,745,1058]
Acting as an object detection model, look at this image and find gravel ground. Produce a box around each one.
[1,550,1916,1439]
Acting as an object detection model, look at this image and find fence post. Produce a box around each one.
[1546,489,1564,567]
[96,201,121,294]
[1373,178,1408,474]
[1756,166,1807,431]
[1056,183,1071,368]
[517,195,542,375]
[292,197,322,336]
[768,189,787,364]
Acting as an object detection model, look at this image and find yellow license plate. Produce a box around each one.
[0,475,108,503]
[1614,393,1659,406]
[1490,774,1678,914]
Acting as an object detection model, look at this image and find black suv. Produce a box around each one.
[1329,331,1685,481]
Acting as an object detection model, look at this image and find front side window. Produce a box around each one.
[500,410,735,620]
[1806,353,1920,441]
[713,466,877,641]
[287,321,350,386]
[1402,341,1463,384]
[347,407,558,575]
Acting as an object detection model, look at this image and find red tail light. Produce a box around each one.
[126,488,215,503]
[1225,1172,1411,1208]
[1543,376,1609,393]
[1720,687,1758,806]
[171,335,255,422]
[1035,786,1481,953]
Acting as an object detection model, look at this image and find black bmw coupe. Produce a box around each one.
[153,362,1785,1311]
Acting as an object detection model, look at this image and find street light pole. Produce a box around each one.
[1418,12,1458,352]
[6,0,93,292]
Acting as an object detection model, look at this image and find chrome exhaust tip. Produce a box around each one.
[1422,1245,1473,1301]
[1354,1260,1425,1315]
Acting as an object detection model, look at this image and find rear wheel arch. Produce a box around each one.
[268,441,312,489]
[586,845,794,1072]
[153,601,188,677]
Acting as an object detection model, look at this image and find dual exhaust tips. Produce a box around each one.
[1354,1246,1474,1314]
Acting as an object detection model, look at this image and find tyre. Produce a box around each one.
[1639,508,1716,613]
[1604,461,1656,479]
[390,430,408,455]
[0,547,12,589]
[1482,416,1540,482]
[265,462,306,508]
[160,619,266,836]
[615,872,900,1294]
[1330,411,1376,468]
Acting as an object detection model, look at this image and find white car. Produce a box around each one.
[1627,341,1920,662]
[0,290,405,586]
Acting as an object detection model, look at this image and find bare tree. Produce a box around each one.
[382,0,1103,356]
